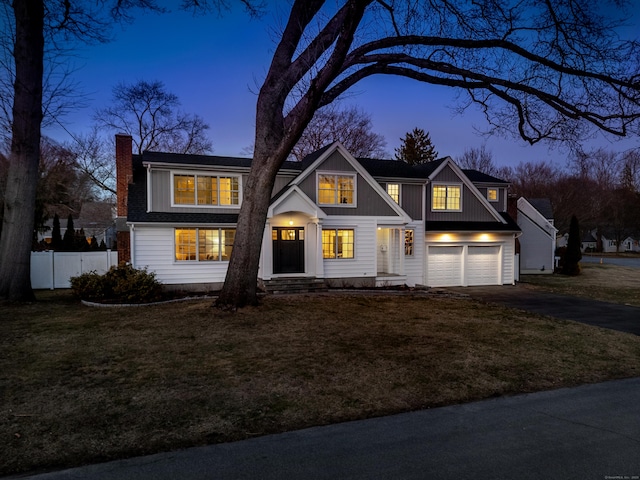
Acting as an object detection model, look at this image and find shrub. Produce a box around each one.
[70,263,164,303]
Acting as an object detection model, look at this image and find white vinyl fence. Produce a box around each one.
[31,250,119,289]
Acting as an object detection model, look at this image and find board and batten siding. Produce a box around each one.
[401,184,424,220]
[149,169,244,214]
[426,165,498,223]
[132,226,229,285]
[298,173,399,217]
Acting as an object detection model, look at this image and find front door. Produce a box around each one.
[273,227,305,274]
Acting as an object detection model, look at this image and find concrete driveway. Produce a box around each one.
[446,284,640,336]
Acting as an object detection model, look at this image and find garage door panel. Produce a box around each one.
[427,246,463,287]
[467,246,500,285]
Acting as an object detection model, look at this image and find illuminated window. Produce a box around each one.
[174,174,240,206]
[322,229,354,259]
[318,174,355,205]
[432,184,461,211]
[175,228,235,261]
[405,229,414,256]
[487,188,498,202]
[386,184,400,204]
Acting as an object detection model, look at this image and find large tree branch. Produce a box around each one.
[342,35,639,88]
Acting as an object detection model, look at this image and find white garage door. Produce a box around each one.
[467,246,501,285]
[427,246,463,287]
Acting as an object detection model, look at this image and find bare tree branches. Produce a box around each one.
[291,104,387,161]
[94,80,213,155]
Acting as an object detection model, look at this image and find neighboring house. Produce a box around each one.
[115,134,520,290]
[516,198,557,274]
[581,231,597,252]
[621,236,640,253]
[580,229,638,253]
[38,201,116,248]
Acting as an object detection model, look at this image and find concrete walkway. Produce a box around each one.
[11,377,640,480]
[447,284,640,335]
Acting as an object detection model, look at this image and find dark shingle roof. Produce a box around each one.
[527,198,554,220]
[425,212,520,233]
[142,151,301,171]
[462,169,509,184]
[356,157,443,179]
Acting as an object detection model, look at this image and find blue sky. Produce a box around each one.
[44,3,639,168]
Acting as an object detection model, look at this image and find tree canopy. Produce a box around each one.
[291,104,387,161]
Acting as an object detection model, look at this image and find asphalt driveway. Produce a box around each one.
[446,284,640,335]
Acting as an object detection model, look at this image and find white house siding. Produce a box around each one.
[517,198,557,274]
[132,225,229,288]
[404,220,424,286]
[322,217,378,287]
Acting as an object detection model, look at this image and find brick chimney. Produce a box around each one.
[115,134,133,263]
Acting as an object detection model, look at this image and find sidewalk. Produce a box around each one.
[12,377,640,480]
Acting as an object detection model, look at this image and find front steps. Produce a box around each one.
[262,277,328,295]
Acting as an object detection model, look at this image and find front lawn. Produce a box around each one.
[521,263,640,307]
[3,290,640,476]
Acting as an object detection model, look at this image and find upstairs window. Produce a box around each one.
[386,183,400,204]
[432,184,461,211]
[174,174,240,206]
[487,188,498,202]
[318,174,355,205]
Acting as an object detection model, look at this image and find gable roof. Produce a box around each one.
[428,157,507,224]
[290,142,411,222]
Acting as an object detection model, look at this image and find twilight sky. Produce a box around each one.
[44,3,640,168]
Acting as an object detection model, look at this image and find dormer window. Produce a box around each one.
[432,184,462,211]
[487,188,498,202]
[318,173,355,206]
[173,173,240,206]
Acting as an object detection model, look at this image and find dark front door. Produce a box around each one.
[273,227,305,274]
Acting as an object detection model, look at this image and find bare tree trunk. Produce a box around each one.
[0,1,44,302]
[215,152,282,308]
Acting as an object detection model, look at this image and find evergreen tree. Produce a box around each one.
[51,213,62,250]
[62,215,75,251]
[562,215,582,276]
[395,128,438,165]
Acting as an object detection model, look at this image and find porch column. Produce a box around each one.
[314,218,324,278]
[260,219,272,280]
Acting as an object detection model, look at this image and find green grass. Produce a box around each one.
[2,288,640,475]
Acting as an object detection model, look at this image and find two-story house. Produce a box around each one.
[115,134,519,291]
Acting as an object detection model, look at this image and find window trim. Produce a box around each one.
[170,170,242,208]
[322,228,355,259]
[174,227,236,262]
[487,188,499,202]
[316,171,357,207]
[431,182,463,212]
[386,183,401,205]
